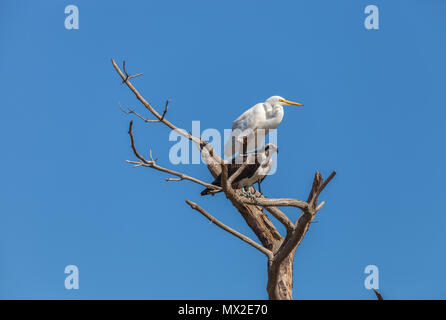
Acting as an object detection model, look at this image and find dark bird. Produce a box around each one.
[201,143,278,197]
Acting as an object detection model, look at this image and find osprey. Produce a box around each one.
[201,143,278,197]
[224,96,303,157]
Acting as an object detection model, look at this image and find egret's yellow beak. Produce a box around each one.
[280,98,303,106]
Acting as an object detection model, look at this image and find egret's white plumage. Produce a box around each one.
[224,96,303,157]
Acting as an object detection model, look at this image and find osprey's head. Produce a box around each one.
[266,96,303,107]
[262,143,278,157]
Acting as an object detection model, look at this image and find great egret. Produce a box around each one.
[224,96,303,157]
[201,143,278,197]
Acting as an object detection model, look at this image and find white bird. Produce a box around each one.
[224,96,303,157]
[201,143,278,197]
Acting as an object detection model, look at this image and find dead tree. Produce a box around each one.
[112,59,336,300]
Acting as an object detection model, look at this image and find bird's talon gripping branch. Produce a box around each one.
[240,187,250,198]
[240,186,258,201]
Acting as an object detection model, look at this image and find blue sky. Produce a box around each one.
[1,0,445,299]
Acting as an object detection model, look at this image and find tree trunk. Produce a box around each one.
[267,251,295,300]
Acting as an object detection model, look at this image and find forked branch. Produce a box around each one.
[119,100,169,123]
[267,170,336,299]
[113,59,224,177]
[127,120,222,191]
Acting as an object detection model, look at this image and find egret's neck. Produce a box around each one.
[273,104,284,115]
[270,104,284,127]
[262,102,284,129]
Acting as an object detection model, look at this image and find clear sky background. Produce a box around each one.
[1,0,445,299]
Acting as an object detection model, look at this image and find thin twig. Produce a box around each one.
[160,99,170,121]
[316,201,326,211]
[112,59,224,176]
[318,170,337,195]
[118,101,170,123]
[113,60,205,145]
[127,121,222,191]
[121,60,144,84]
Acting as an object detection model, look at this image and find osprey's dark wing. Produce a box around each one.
[200,155,261,196]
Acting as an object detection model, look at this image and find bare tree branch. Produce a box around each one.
[236,189,294,234]
[119,100,170,123]
[113,60,206,146]
[216,177,283,248]
[121,60,144,84]
[127,121,221,191]
[165,177,184,182]
[159,99,170,121]
[186,200,273,260]
[264,206,295,233]
[227,162,248,186]
[316,201,326,211]
[273,207,314,267]
[267,171,336,299]
[112,59,224,178]
[273,171,336,265]
[243,197,309,210]
[318,170,337,195]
